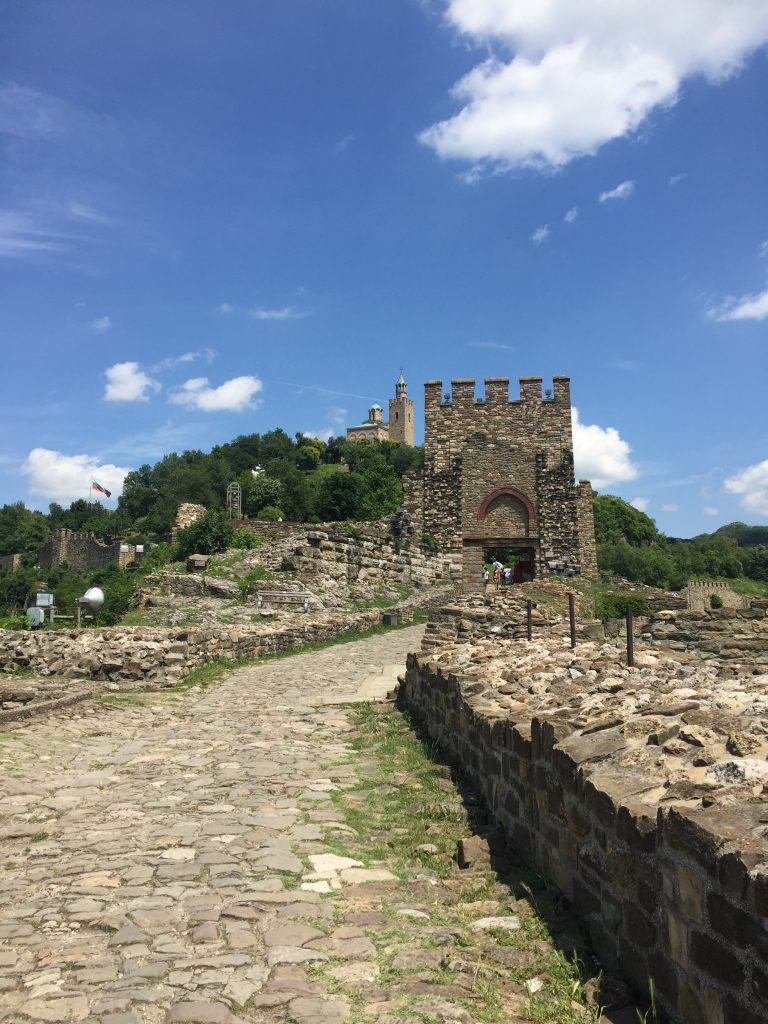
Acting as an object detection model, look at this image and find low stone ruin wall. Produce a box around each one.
[0,596,432,687]
[401,599,768,1023]
[283,529,451,590]
[642,605,768,666]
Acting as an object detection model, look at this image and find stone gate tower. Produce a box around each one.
[403,375,597,587]
[388,370,415,446]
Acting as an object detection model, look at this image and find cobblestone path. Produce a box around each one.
[0,626,613,1024]
[0,629,426,1023]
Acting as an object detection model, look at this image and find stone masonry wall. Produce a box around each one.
[403,636,768,1024]
[685,581,750,612]
[0,554,22,573]
[282,529,454,590]
[36,530,136,571]
[420,376,597,584]
[641,605,768,665]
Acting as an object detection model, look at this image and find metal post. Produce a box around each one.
[626,606,634,667]
[526,600,532,641]
[568,592,576,650]
[76,603,81,628]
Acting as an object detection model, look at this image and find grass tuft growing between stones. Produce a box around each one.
[313,704,611,1024]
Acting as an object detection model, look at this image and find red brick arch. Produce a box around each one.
[477,486,535,524]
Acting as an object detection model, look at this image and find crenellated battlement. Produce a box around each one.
[425,375,572,409]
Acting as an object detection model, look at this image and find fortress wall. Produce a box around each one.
[402,646,768,1024]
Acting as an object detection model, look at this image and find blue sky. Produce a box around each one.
[1,0,767,536]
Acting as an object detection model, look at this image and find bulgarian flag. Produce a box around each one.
[91,480,112,498]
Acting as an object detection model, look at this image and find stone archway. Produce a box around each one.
[476,486,535,536]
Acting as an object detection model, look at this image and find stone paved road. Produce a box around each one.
[0,627,425,1024]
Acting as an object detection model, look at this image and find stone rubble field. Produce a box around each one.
[423,598,768,802]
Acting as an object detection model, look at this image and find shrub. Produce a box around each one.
[141,542,178,570]
[0,614,28,631]
[177,510,234,558]
[420,532,438,552]
[594,593,649,621]
[231,527,265,549]
[710,593,724,609]
[257,506,284,522]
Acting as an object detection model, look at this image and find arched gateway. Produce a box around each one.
[401,375,598,588]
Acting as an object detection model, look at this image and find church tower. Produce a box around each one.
[388,370,415,447]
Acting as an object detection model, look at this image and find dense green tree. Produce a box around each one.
[593,495,660,546]
[0,503,49,555]
[315,472,366,521]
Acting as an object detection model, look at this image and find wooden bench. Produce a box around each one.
[256,591,312,613]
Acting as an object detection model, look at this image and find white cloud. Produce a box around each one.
[564,206,578,223]
[21,448,131,503]
[572,407,638,489]
[760,240,768,259]
[334,135,354,153]
[419,2,768,172]
[219,302,234,314]
[661,503,679,513]
[669,172,687,186]
[89,315,111,333]
[302,428,335,442]
[530,225,550,245]
[725,460,768,517]
[249,306,306,321]
[599,180,635,203]
[630,497,649,512]
[104,362,160,402]
[708,286,768,322]
[169,375,263,412]
[704,506,720,517]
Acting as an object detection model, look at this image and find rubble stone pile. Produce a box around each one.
[402,590,768,1024]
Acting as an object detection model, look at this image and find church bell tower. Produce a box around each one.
[388,370,415,446]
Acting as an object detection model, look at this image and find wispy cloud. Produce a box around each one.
[564,206,578,223]
[759,241,768,259]
[599,180,635,203]
[104,362,160,402]
[249,306,308,321]
[530,225,550,245]
[169,375,263,412]
[89,315,111,334]
[707,286,768,322]
[334,135,354,153]
[669,172,687,186]
[704,506,720,517]
[608,358,643,372]
[468,341,515,352]
[219,302,234,314]
[661,503,679,512]
[151,349,216,372]
[630,497,649,512]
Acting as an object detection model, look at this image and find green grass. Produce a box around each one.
[29,831,48,843]
[310,705,608,1024]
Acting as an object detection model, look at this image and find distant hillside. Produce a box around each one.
[594,495,768,589]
